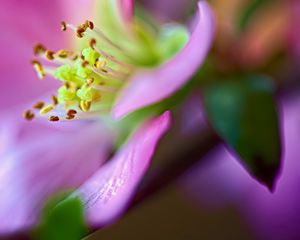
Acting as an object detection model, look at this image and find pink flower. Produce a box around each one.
[0,0,214,236]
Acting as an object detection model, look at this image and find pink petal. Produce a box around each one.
[118,0,134,22]
[73,111,171,227]
[0,1,70,111]
[113,1,215,119]
[0,0,112,112]
[0,115,113,235]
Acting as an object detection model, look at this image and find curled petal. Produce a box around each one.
[73,111,171,227]
[113,1,215,119]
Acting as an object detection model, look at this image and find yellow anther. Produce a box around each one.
[95,59,107,69]
[57,50,68,58]
[40,104,54,115]
[80,100,91,112]
[31,60,45,79]
[85,20,94,30]
[86,78,94,87]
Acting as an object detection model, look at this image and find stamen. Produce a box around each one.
[85,20,94,30]
[51,95,59,105]
[88,65,127,80]
[57,50,69,59]
[23,110,35,121]
[66,22,125,55]
[61,21,67,31]
[66,109,77,120]
[68,109,77,115]
[49,116,60,122]
[33,43,46,56]
[86,78,94,87]
[40,104,54,115]
[79,101,91,112]
[66,114,75,120]
[33,101,45,109]
[31,60,45,79]
[29,19,137,122]
[90,38,132,69]
[76,23,88,38]
[45,50,55,60]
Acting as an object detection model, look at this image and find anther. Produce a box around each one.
[65,82,71,89]
[89,38,96,49]
[33,43,46,55]
[33,101,45,109]
[57,50,68,58]
[23,110,35,121]
[70,53,78,61]
[86,78,94,86]
[40,104,54,115]
[95,59,107,69]
[66,109,77,120]
[76,25,86,38]
[61,21,67,31]
[49,116,60,122]
[81,61,89,68]
[31,60,45,79]
[66,114,75,120]
[51,95,58,105]
[79,101,91,112]
[85,20,94,30]
[45,50,55,60]
[67,109,77,115]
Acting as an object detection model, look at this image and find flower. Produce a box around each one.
[0,0,214,236]
[26,0,214,121]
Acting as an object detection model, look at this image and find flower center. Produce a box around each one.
[25,20,134,122]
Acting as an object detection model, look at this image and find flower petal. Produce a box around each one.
[0,116,113,235]
[113,1,215,119]
[118,0,134,22]
[73,111,171,227]
[0,1,71,111]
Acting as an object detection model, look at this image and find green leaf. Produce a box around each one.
[239,0,271,31]
[203,75,281,190]
[32,195,88,240]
